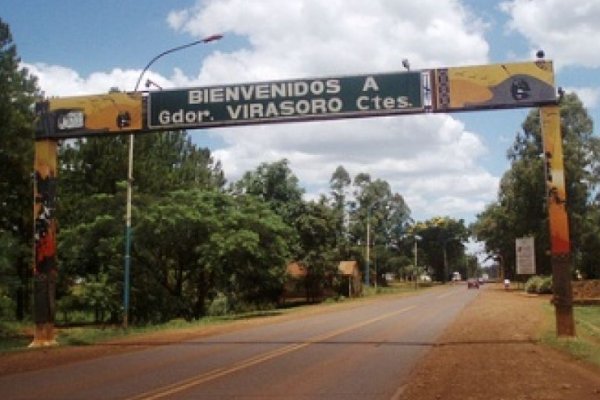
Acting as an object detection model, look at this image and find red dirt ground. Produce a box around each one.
[400,283,600,400]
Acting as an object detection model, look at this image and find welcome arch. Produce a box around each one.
[32,59,574,345]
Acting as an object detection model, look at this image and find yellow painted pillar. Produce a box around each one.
[30,139,59,347]
[540,105,575,337]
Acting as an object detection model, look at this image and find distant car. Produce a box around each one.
[467,278,479,289]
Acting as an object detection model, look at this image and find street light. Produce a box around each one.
[132,34,224,92]
[413,235,422,288]
[401,232,422,287]
[123,33,224,328]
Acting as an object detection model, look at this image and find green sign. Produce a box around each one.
[147,72,424,130]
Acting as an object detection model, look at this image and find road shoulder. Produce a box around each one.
[400,284,600,400]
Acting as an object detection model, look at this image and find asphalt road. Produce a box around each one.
[1,285,480,400]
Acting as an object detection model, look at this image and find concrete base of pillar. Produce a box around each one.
[28,323,58,348]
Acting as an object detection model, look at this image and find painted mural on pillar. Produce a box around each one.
[34,171,57,274]
[32,140,58,330]
[540,106,570,255]
[35,92,143,139]
[434,61,556,112]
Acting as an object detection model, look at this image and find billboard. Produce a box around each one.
[516,236,536,275]
[433,61,556,112]
[147,72,424,130]
[35,92,143,139]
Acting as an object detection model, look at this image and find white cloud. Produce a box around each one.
[169,0,489,81]
[500,0,600,68]
[211,113,497,220]
[27,0,501,222]
[24,63,181,96]
[167,0,495,221]
[565,86,600,109]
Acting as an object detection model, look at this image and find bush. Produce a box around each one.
[0,292,15,320]
[537,276,553,294]
[525,276,541,293]
[525,275,553,294]
[207,293,230,316]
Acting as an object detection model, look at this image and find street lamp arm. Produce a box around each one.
[133,33,224,92]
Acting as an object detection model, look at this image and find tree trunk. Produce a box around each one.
[194,269,206,319]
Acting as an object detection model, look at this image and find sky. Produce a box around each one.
[4,0,600,227]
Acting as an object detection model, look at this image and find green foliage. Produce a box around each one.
[329,165,352,257]
[413,216,470,282]
[0,321,31,350]
[130,190,292,322]
[578,205,600,279]
[233,159,303,222]
[0,232,20,319]
[206,292,230,316]
[55,129,228,324]
[473,93,600,279]
[208,194,292,311]
[0,18,39,320]
[349,174,412,246]
[294,199,339,300]
[524,275,553,294]
[542,305,600,368]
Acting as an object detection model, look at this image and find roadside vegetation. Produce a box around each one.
[1,281,430,352]
[526,274,600,367]
[542,304,600,367]
[471,91,600,280]
[524,275,553,294]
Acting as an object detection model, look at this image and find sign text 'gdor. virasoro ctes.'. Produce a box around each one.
[147,71,424,129]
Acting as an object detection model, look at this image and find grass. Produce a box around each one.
[0,321,32,351]
[55,310,288,347]
[1,312,282,350]
[541,304,600,367]
[2,283,431,352]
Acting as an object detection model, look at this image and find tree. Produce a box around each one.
[329,166,351,258]
[132,190,224,322]
[0,19,40,319]
[233,159,304,221]
[209,194,293,310]
[471,203,514,278]
[58,207,123,323]
[294,198,339,301]
[233,159,304,259]
[346,173,412,284]
[413,217,469,282]
[349,175,411,247]
[59,132,225,221]
[133,133,225,194]
[56,130,227,323]
[474,93,600,278]
[128,190,293,322]
[329,165,351,207]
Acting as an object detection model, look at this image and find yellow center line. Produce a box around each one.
[127,305,417,400]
